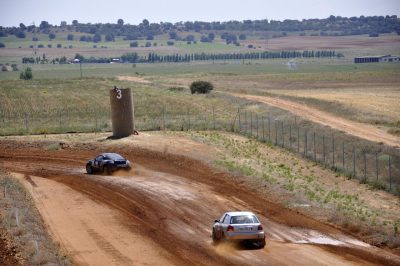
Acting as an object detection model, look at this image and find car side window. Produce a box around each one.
[223,215,230,224]
[96,155,103,161]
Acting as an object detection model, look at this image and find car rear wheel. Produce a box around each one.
[212,229,220,243]
[86,164,93,174]
[258,238,266,248]
[103,164,111,175]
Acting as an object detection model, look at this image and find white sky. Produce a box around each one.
[0,0,399,27]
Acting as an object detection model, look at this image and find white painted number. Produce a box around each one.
[116,88,122,99]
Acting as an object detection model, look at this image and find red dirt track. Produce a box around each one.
[1,139,399,265]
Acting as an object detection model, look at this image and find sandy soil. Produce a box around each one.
[117,76,151,84]
[234,93,400,147]
[1,138,399,265]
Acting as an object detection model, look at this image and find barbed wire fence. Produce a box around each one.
[0,106,398,194]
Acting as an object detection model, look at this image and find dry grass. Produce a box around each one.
[0,171,71,265]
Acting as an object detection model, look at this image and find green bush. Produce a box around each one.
[20,67,33,80]
[190,81,214,94]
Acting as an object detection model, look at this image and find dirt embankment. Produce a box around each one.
[0,138,399,265]
[234,93,400,147]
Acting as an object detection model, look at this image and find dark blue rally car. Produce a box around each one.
[86,153,131,174]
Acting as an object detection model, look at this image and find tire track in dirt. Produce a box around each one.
[1,141,400,265]
[233,93,400,147]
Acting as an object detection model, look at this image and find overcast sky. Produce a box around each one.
[1,0,399,27]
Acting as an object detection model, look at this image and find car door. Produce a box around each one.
[94,155,103,170]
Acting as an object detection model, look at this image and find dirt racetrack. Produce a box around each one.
[1,138,400,266]
[235,94,400,147]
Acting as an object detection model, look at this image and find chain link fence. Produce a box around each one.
[0,106,398,194]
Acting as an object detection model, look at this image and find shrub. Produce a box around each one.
[0,42,5,48]
[190,81,214,94]
[47,44,52,48]
[167,41,174,46]
[38,44,44,48]
[145,42,151,47]
[20,67,33,80]
[130,41,138,47]
[1,65,8,72]
[11,64,18,71]
[168,86,185,92]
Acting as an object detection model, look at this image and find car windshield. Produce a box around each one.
[103,153,125,160]
[230,215,259,224]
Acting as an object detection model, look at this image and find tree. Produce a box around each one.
[0,43,5,48]
[60,21,67,27]
[169,31,178,39]
[19,23,26,30]
[72,20,78,26]
[117,19,124,26]
[40,21,50,30]
[167,41,174,46]
[208,32,215,41]
[145,42,151,47]
[20,67,33,80]
[16,31,26,38]
[67,34,74,40]
[146,33,154,40]
[239,34,246,40]
[93,34,102,43]
[49,32,56,40]
[130,41,138,47]
[190,81,214,94]
[105,33,114,41]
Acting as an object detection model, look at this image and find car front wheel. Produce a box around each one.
[86,164,93,174]
[212,229,220,243]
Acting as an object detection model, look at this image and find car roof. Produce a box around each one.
[100,153,125,160]
[225,211,256,216]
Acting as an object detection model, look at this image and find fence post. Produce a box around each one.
[389,156,392,191]
[268,116,271,141]
[353,146,356,178]
[297,126,300,153]
[238,109,241,132]
[250,112,253,136]
[322,135,325,164]
[304,131,307,156]
[375,153,378,180]
[24,113,28,131]
[342,142,345,171]
[256,114,259,138]
[364,152,367,183]
[313,132,316,161]
[59,110,62,128]
[262,116,265,141]
[281,121,284,147]
[244,111,247,134]
[162,106,165,130]
[332,137,335,168]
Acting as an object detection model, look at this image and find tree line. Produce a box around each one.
[21,50,339,64]
[1,15,399,41]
